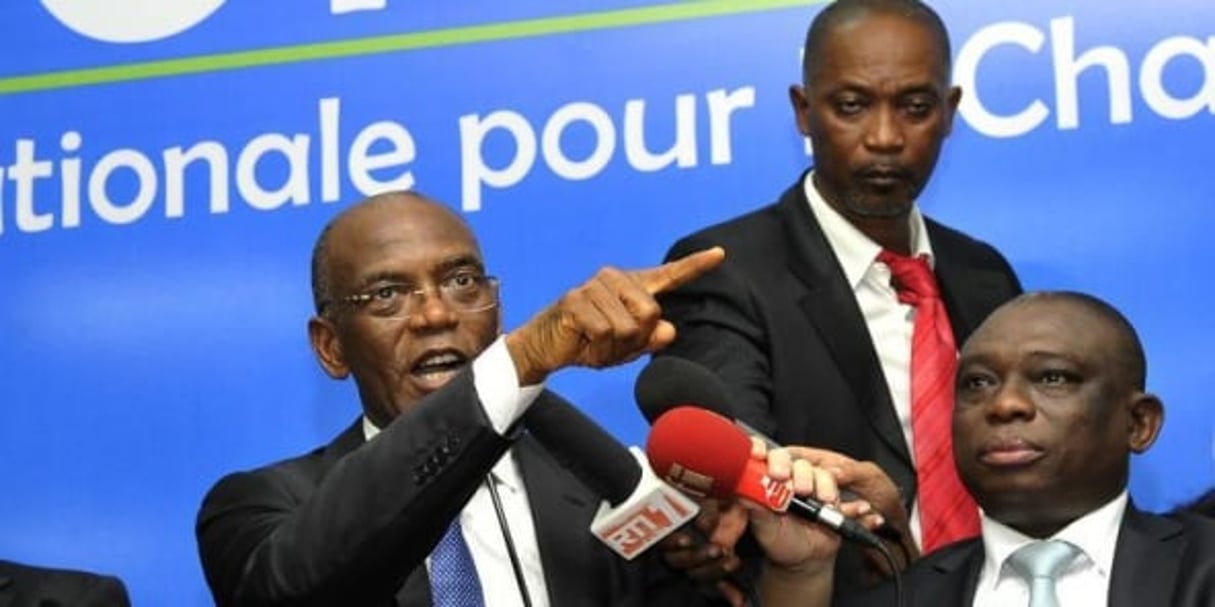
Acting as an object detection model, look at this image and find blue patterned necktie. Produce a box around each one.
[430,520,485,607]
[1007,540,1081,607]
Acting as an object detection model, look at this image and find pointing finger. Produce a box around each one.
[632,247,725,295]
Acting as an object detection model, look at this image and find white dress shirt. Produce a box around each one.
[972,491,1127,607]
[363,335,551,607]
[802,171,935,548]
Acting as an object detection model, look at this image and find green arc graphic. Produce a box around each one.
[1,0,820,95]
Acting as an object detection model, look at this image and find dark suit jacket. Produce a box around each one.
[197,370,675,607]
[655,177,1021,593]
[0,560,130,607]
[842,506,1215,606]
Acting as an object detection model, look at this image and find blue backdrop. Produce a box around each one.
[2,1,1213,604]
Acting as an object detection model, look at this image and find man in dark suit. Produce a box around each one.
[0,560,130,607]
[753,292,1215,606]
[651,0,1021,597]
[196,191,723,606]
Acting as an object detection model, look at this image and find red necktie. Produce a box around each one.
[878,250,979,553]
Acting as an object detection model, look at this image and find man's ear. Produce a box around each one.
[788,84,812,137]
[308,316,350,379]
[1127,392,1164,454]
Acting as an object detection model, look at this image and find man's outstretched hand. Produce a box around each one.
[506,247,724,385]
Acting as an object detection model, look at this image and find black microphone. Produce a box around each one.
[522,397,699,560]
[635,356,777,447]
[635,356,893,548]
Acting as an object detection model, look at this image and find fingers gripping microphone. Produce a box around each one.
[637,358,902,547]
[523,398,699,560]
[646,406,882,549]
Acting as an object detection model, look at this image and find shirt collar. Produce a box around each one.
[362,415,522,493]
[980,490,1128,590]
[801,170,933,290]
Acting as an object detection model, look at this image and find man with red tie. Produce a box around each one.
[649,0,1021,599]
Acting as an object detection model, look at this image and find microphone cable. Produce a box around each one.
[873,540,905,607]
[485,474,534,607]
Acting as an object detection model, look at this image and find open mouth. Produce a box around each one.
[410,350,470,389]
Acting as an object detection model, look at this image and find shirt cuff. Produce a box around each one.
[471,335,545,435]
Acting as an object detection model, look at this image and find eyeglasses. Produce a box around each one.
[325,273,500,319]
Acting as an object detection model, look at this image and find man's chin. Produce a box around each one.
[845,199,913,220]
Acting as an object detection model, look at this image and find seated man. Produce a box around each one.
[196,191,723,606]
[0,559,130,607]
[752,291,1215,606]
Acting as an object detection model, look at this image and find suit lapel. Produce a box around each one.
[926,220,1014,345]
[776,181,911,469]
[393,569,433,607]
[1109,504,1186,607]
[916,540,985,605]
[323,420,436,607]
[319,419,367,470]
[514,431,599,605]
[0,572,14,607]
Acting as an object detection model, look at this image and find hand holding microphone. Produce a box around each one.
[646,406,890,604]
[637,358,899,546]
[744,439,887,568]
[645,406,887,549]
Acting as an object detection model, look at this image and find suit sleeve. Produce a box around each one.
[655,234,781,438]
[75,574,132,607]
[196,370,512,607]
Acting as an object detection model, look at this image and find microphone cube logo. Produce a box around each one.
[658,463,715,498]
[593,491,698,560]
[761,475,793,512]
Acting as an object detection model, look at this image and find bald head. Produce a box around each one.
[801,0,953,89]
[310,191,478,314]
[974,291,1147,391]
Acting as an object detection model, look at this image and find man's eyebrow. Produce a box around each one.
[899,85,941,97]
[1022,351,1086,367]
[957,352,993,368]
[354,255,485,289]
[434,255,485,275]
[354,270,412,290]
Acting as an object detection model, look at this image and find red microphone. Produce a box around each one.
[646,406,881,548]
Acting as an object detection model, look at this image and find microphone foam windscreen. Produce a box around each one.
[634,356,736,423]
[524,398,641,506]
[645,406,751,499]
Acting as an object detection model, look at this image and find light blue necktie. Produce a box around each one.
[1007,540,1081,607]
[430,521,485,607]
